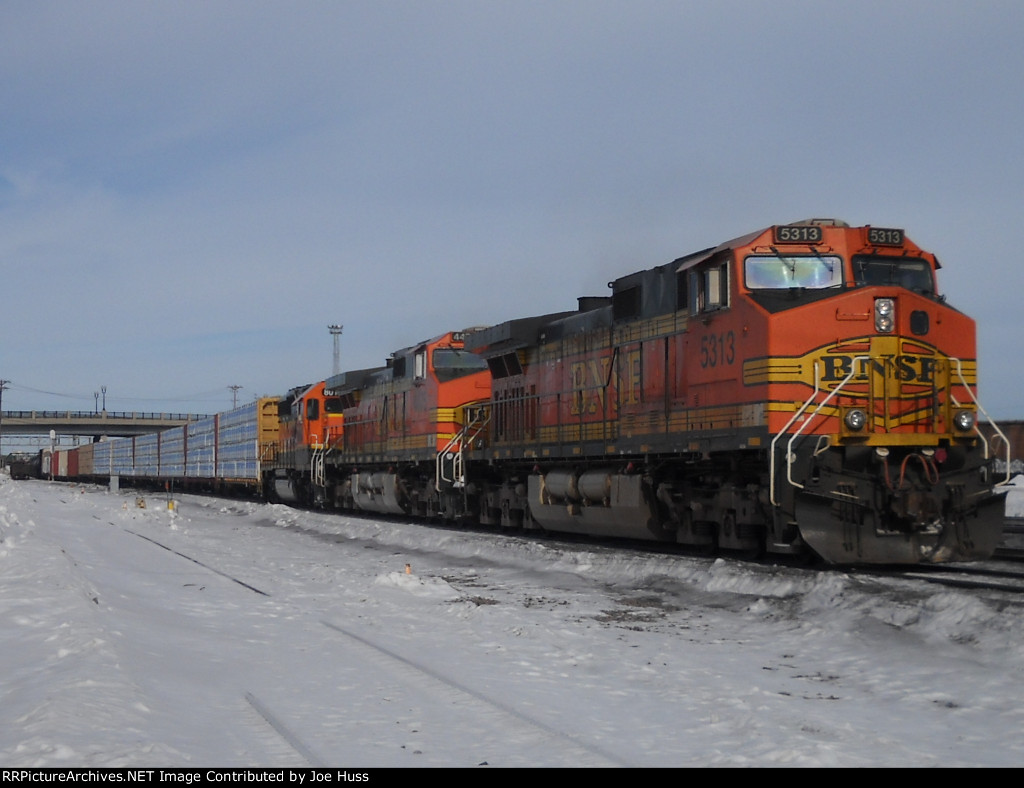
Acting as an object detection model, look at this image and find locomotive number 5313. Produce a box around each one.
[700,330,736,368]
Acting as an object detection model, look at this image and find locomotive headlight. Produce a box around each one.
[953,410,976,432]
[874,298,895,333]
[844,408,867,431]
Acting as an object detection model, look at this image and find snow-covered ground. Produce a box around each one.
[1007,474,1024,518]
[1,473,1023,768]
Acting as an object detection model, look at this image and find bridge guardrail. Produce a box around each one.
[1,411,208,421]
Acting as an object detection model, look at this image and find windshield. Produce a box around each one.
[852,255,935,294]
[744,255,843,290]
[433,348,488,382]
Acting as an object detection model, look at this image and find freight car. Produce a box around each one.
[7,454,40,480]
[46,219,1010,565]
[51,398,280,494]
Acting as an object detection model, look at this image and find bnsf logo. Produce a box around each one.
[742,336,976,394]
[820,354,939,384]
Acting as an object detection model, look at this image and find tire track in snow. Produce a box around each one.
[245,692,326,767]
[123,528,271,597]
[321,619,633,767]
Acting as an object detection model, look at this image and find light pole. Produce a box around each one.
[0,380,9,470]
[328,324,344,376]
[228,385,242,409]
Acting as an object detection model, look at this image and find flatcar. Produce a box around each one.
[45,219,1010,565]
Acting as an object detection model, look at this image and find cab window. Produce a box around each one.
[745,255,843,290]
[687,260,730,313]
[433,348,488,383]
[852,255,935,294]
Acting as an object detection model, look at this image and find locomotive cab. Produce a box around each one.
[326,330,492,519]
[738,220,1009,563]
[269,381,343,504]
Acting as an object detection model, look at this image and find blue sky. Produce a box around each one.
[1,0,1021,423]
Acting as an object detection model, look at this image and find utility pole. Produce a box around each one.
[328,324,344,376]
[0,380,9,470]
[228,385,242,409]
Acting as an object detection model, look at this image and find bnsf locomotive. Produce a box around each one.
[52,220,1010,564]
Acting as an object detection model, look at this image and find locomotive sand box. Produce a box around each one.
[50,220,1010,565]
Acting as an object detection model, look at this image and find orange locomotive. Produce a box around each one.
[270,330,492,519]
[271,380,344,504]
[270,219,1008,564]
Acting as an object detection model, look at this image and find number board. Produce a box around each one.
[867,227,905,246]
[773,225,823,244]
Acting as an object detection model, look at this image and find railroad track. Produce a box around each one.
[117,489,1024,601]
[137,496,1024,601]
[858,559,1024,597]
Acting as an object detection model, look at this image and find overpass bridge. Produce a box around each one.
[0,410,210,439]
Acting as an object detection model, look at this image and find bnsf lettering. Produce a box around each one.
[570,357,612,416]
[622,349,641,406]
[569,350,641,415]
[820,355,937,383]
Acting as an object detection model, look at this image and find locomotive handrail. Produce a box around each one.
[769,361,822,507]
[309,433,326,488]
[949,357,1012,486]
[785,355,870,494]
[435,404,490,491]
[770,355,869,506]
[771,354,1011,506]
